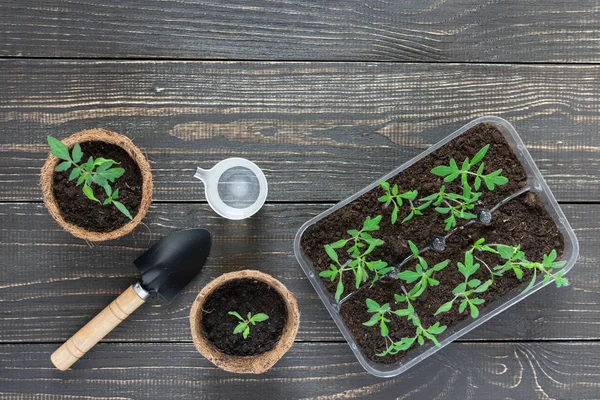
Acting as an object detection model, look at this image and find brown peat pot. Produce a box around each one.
[190,270,300,374]
[40,128,152,242]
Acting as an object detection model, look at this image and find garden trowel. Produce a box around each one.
[51,228,212,370]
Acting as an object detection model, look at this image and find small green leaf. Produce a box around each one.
[76,175,85,186]
[379,180,390,191]
[243,326,250,339]
[408,240,419,257]
[397,270,421,284]
[468,279,481,288]
[391,203,399,224]
[233,323,245,335]
[251,313,269,322]
[474,279,493,293]
[523,269,537,294]
[459,299,468,313]
[103,183,113,197]
[93,173,108,187]
[82,157,94,172]
[427,322,447,335]
[82,184,100,202]
[228,311,244,321]
[47,136,71,161]
[431,165,455,177]
[102,167,125,182]
[54,161,72,172]
[435,301,453,315]
[453,282,467,295]
[71,143,83,163]
[362,314,380,327]
[401,211,414,224]
[329,239,347,249]
[113,200,133,220]
[433,260,449,271]
[68,167,81,181]
[380,320,389,337]
[365,298,380,312]
[470,144,489,165]
[335,280,344,301]
[469,302,479,318]
[324,245,339,263]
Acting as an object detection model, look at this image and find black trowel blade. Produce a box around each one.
[134,229,211,304]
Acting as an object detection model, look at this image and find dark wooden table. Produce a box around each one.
[1,1,599,399]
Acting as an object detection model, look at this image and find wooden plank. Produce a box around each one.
[1,1,599,62]
[1,342,599,399]
[1,61,600,203]
[0,202,596,343]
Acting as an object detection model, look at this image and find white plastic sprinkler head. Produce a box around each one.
[194,158,268,220]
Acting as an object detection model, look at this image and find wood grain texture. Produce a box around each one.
[1,342,599,399]
[0,0,599,62]
[0,202,595,343]
[2,61,600,202]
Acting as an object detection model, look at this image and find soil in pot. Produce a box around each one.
[53,141,143,232]
[200,278,287,356]
[300,122,565,364]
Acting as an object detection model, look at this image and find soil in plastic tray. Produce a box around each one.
[300,123,565,364]
[200,279,287,356]
[53,141,143,232]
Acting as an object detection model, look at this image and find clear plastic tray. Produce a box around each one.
[293,116,579,378]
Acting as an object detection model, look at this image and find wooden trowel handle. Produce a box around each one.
[51,284,147,370]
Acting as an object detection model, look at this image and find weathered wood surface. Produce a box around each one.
[0,202,595,343]
[1,0,599,63]
[2,61,600,203]
[1,342,599,399]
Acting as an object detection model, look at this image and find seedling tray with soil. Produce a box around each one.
[294,116,578,377]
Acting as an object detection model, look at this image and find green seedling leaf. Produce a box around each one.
[71,143,83,163]
[251,313,269,323]
[470,144,489,166]
[324,245,339,263]
[335,280,344,301]
[48,136,71,161]
[102,167,125,182]
[228,311,243,321]
[113,201,133,220]
[82,184,99,202]
[469,302,480,318]
[233,323,245,335]
[408,240,419,257]
[68,167,81,181]
[435,301,453,315]
[55,161,72,172]
[363,314,380,327]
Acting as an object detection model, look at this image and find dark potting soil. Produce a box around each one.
[299,123,565,364]
[200,279,287,357]
[52,141,143,232]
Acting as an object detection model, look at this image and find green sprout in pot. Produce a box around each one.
[396,240,450,298]
[378,144,509,230]
[471,238,568,292]
[363,292,447,357]
[319,215,392,301]
[228,311,269,339]
[48,136,133,219]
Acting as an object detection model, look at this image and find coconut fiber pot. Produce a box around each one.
[190,270,300,374]
[40,128,153,242]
